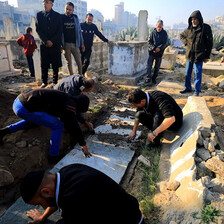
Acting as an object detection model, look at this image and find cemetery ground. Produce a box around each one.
[0,54,224,223]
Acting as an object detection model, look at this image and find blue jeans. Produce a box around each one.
[8,97,64,156]
[185,61,203,94]
[147,55,162,81]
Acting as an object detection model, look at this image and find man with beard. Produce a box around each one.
[62,2,85,75]
[36,0,62,87]
[180,10,213,96]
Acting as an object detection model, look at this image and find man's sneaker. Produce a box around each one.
[40,83,47,88]
[48,154,64,164]
[180,89,192,94]
[193,93,199,96]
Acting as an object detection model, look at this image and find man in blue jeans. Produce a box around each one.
[146,20,168,85]
[0,89,91,164]
[180,10,213,96]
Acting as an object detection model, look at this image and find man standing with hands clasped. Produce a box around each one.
[36,0,62,88]
[180,10,213,96]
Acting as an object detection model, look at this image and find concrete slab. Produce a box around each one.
[203,62,224,77]
[160,96,215,208]
[0,197,61,224]
[156,81,184,95]
[51,137,135,183]
[95,124,141,138]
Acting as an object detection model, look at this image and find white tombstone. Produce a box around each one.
[138,10,148,41]
[30,17,39,39]
[3,17,16,40]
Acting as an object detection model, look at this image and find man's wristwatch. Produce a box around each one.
[152,131,157,137]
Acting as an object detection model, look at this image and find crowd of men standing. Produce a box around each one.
[34,0,110,88]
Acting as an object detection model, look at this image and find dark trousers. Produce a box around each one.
[26,55,35,77]
[147,55,162,81]
[81,47,92,75]
[42,67,59,84]
[136,111,163,144]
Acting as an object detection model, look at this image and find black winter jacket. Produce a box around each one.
[148,28,168,57]
[180,10,213,63]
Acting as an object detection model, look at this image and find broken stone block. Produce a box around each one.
[159,180,180,192]
[15,140,27,148]
[196,147,211,161]
[219,79,224,88]
[204,156,224,178]
[201,176,211,187]
[0,169,14,187]
[206,178,224,194]
[199,127,211,139]
[217,151,224,162]
[137,155,150,167]
[197,162,214,178]
[208,141,215,152]
[197,132,204,146]
[195,156,203,163]
[203,138,210,150]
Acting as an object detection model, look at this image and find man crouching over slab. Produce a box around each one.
[128,89,183,150]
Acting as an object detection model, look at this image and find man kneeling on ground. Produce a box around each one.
[128,89,183,150]
[0,89,91,164]
[20,163,144,224]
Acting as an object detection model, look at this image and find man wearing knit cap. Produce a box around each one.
[180,10,213,96]
[0,89,91,164]
[146,19,168,85]
[20,164,144,224]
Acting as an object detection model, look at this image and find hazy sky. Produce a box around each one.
[6,0,224,26]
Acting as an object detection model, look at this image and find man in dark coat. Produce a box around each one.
[36,0,62,88]
[128,89,183,150]
[80,13,111,75]
[180,10,213,96]
[20,164,144,224]
[146,20,168,84]
[54,74,95,131]
[0,89,91,164]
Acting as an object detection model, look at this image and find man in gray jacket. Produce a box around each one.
[146,20,168,84]
[62,2,85,75]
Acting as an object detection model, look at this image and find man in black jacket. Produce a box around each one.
[36,0,62,88]
[146,20,168,84]
[128,89,183,150]
[180,10,213,96]
[0,89,91,164]
[80,13,111,75]
[54,74,95,131]
[20,164,144,224]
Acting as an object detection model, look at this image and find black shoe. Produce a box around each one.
[193,93,199,96]
[152,79,157,84]
[0,127,10,145]
[48,154,64,164]
[180,89,192,94]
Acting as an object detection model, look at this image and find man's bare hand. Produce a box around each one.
[46,40,53,47]
[81,145,92,158]
[85,121,94,131]
[26,209,43,224]
[81,44,85,52]
[129,131,136,140]
[204,58,209,63]
[148,132,156,143]
[153,48,160,53]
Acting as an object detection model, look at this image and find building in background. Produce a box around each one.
[0,1,31,36]
[17,0,87,22]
